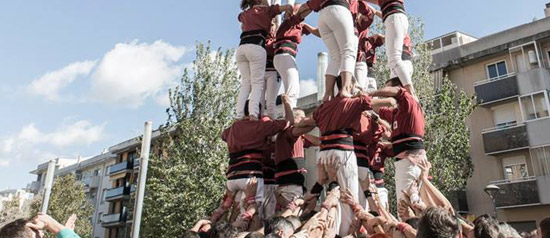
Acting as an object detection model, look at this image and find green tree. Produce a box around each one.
[141,42,239,237]
[31,174,94,238]
[372,17,477,213]
[0,195,31,226]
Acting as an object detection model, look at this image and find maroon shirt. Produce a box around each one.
[238,5,281,33]
[313,95,373,135]
[307,0,349,12]
[275,127,306,164]
[368,143,393,173]
[263,143,277,184]
[364,35,385,66]
[222,117,289,153]
[350,0,375,35]
[378,88,424,140]
[378,0,405,20]
[274,14,311,55]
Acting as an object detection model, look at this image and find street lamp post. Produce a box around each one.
[484,184,500,219]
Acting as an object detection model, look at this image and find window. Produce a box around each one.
[531,146,550,176]
[520,92,550,121]
[94,169,100,176]
[486,61,508,80]
[492,105,518,128]
[504,164,528,180]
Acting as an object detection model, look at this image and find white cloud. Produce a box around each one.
[17,121,105,148]
[27,40,187,108]
[28,60,97,100]
[300,78,318,97]
[154,92,171,108]
[89,40,186,107]
[1,139,14,154]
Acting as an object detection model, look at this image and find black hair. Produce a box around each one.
[540,217,550,238]
[405,217,420,230]
[0,218,34,238]
[473,214,500,238]
[241,0,260,10]
[210,221,238,238]
[182,230,200,238]
[417,207,460,238]
[385,77,403,87]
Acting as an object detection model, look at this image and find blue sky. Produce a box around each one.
[1,0,548,190]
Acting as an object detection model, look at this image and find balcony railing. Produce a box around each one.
[474,73,518,105]
[102,211,127,227]
[108,161,133,176]
[105,186,131,201]
[481,123,529,155]
[491,177,540,208]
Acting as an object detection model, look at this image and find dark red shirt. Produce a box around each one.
[353,114,386,146]
[312,95,373,135]
[368,143,393,173]
[378,88,424,140]
[307,0,349,12]
[238,5,281,33]
[378,0,405,20]
[222,118,289,153]
[274,14,311,55]
[275,127,305,164]
[350,0,375,35]
[363,35,385,66]
[263,143,277,184]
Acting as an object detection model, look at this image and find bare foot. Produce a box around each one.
[339,90,353,98]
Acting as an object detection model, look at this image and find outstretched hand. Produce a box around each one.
[244,177,258,199]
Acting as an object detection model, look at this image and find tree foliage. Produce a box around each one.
[0,195,32,226]
[31,174,94,238]
[141,42,239,237]
[372,17,477,213]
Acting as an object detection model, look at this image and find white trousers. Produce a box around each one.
[236,44,266,118]
[377,187,389,210]
[318,149,359,236]
[274,53,299,109]
[394,159,421,202]
[319,5,357,77]
[262,184,278,219]
[385,13,413,86]
[227,177,265,217]
[357,166,371,211]
[262,71,280,119]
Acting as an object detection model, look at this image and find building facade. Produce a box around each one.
[430,5,550,231]
[29,153,116,238]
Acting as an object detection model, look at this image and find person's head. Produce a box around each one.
[182,230,200,238]
[211,221,238,238]
[405,217,420,230]
[0,218,41,238]
[539,217,550,238]
[417,207,461,238]
[498,223,521,238]
[473,215,500,238]
[293,109,306,124]
[264,216,294,238]
[285,216,302,231]
[245,232,265,238]
[265,234,281,238]
[240,0,262,10]
[384,77,403,87]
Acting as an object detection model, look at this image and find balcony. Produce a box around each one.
[105,186,131,201]
[133,158,139,168]
[474,73,519,106]
[108,161,133,176]
[481,123,529,155]
[101,211,127,227]
[492,177,540,209]
[84,176,100,189]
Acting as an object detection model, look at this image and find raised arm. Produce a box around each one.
[371,98,397,109]
[303,134,321,146]
[297,3,313,18]
[366,3,382,18]
[302,23,321,37]
[370,86,401,98]
[292,125,316,137]
[365,0,380,5]
[279,4,295,13]
[296,117,316,128]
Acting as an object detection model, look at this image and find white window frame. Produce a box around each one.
[485,60,508,80]
[519,90,550,122]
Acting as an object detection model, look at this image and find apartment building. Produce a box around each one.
[29,153,116,238]
[0,189,34,212]
[430,4,550,231]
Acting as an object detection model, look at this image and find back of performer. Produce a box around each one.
[297,0,358,101]
[236,0,293,120]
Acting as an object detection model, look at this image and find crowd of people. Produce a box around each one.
[190,0,550,238]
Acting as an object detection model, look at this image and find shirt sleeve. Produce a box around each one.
[303,136,313,148]
[306,0,323,12]
[57,229,80,238]
[267,120,290,136]
[301,23,311,35]
[221,127,230,142]
[270,4,282,17]
[357,95,373,111]
[238,12,243,22]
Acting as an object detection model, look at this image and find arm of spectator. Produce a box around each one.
[26,213,80,238]
[280,198,304,218]
[365,0,379,5]
[297,3,312,18]
[210,189,236,223]
[232,177,259,231]
[190,219,212,232]
[296,117,316,128]
[417,160,455,215]
[64,214,77,231]
[321,187,340,238]
[303,134,321,146]
[280,4,295,14]
[366,3,382,18]
[326,157,339,183]
[282,94,295,124]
